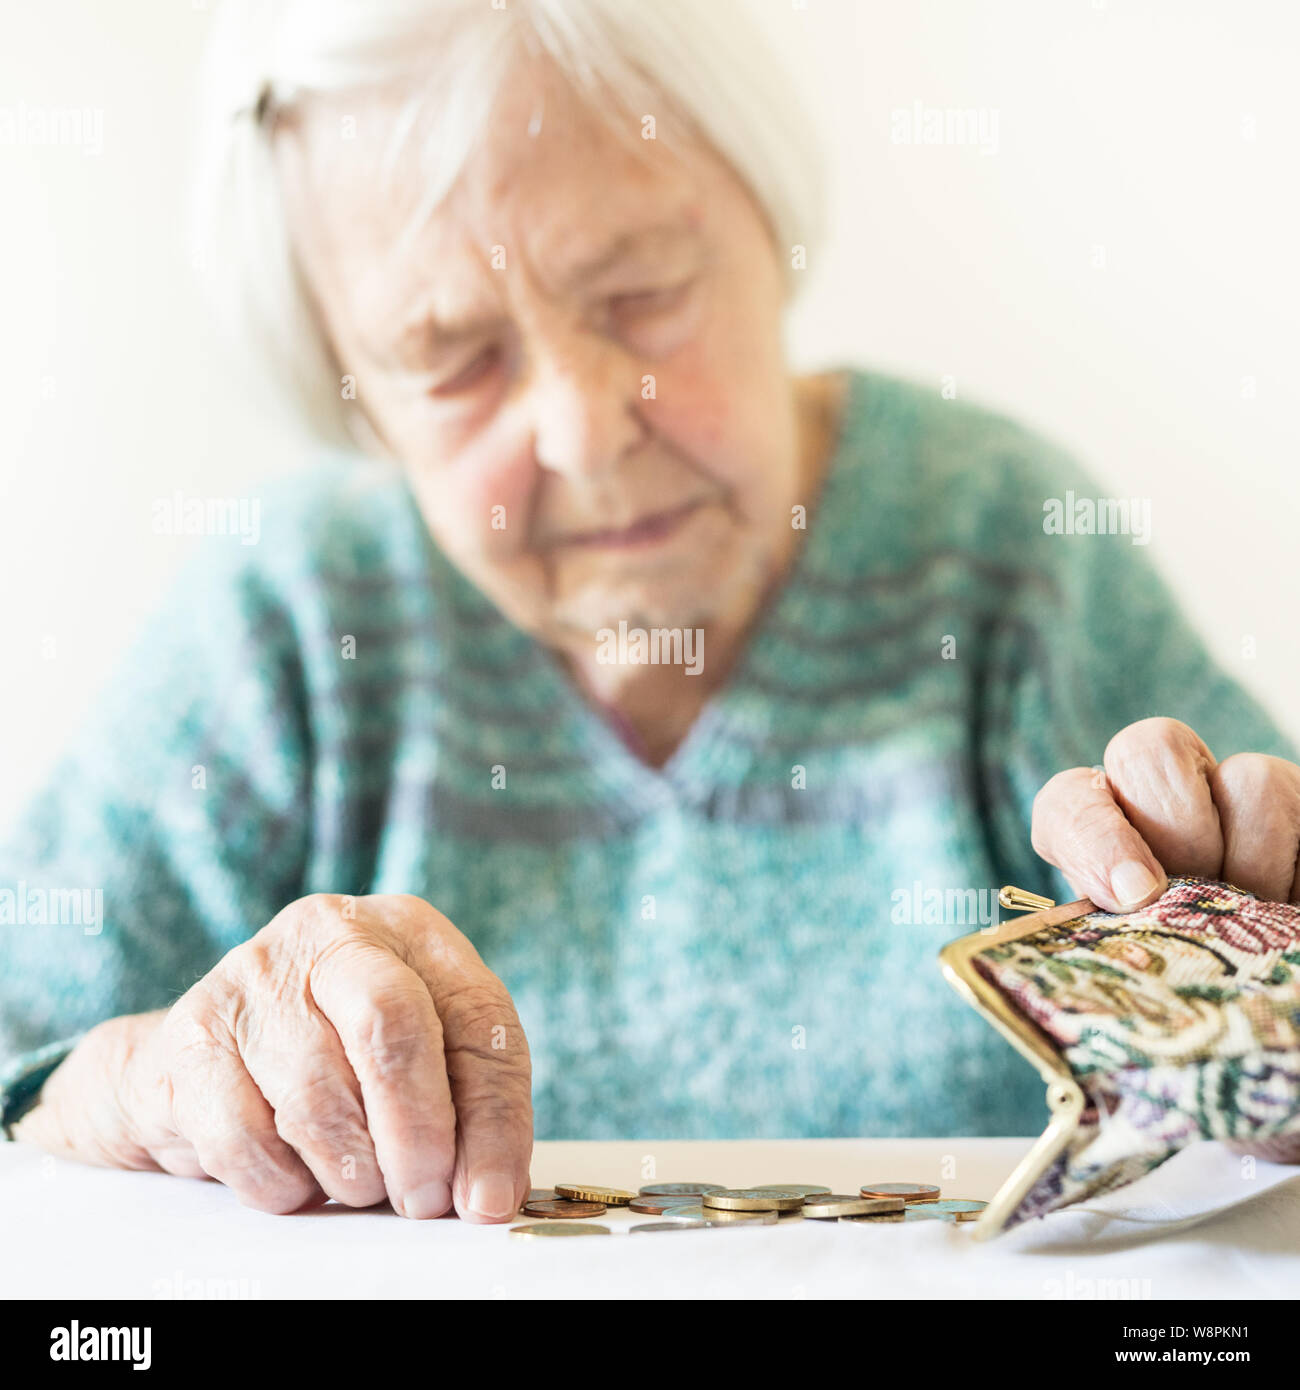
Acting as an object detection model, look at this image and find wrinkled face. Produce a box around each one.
[277,61,803,646]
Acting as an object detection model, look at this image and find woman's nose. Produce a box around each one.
[529,339,646,480]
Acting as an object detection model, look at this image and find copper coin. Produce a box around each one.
[638,1183,725,1197]
[521,1199,607,1219]
[629,1195,701,1215]
[859,1182,940,1203]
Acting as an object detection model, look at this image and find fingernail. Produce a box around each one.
[468,1172,518,1219]
[401,1180,452,1220]
[1111,860,1160,908]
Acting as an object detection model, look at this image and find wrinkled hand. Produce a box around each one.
[1032,717,1300,911]
[18,894,532,1221]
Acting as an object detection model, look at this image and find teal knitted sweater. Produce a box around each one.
[2,369,1292,1140]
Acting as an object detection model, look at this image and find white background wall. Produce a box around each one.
[1,0,1297,830]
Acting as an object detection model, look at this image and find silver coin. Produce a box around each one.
[804,1195,904,1220]
[668,1204,779,1226]
[751,1184,831,1198]
[927,1199,988,1221]
[703,1188,804,1211]
[637,1183,725,1197]
[900,1205,958,1223]
[630,1221,712,1233]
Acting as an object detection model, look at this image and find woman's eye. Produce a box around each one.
[429,345,500,397]
[610,280,694,320]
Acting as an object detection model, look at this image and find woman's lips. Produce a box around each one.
[555,498,706,551]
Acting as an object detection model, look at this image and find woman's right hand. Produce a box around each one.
[14,894,533,1221]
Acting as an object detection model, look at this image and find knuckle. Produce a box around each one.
[380,893,440,918]
[238,1175,320,1216]
[1211,752,1286,802]
[285,891,350,921]
[1105,716,1201,772]
[455,1087,534,1144]
[159,996,230,1062]
[273,1079,370,1160]
[1031,768,1095,854]
[1053,797,1128,866]
[1067,796,1121,842]
[267,893,359,946]
[199,1134,314,1211]
[1035,766,1094,805]
[349,1000,436,1080]
[226,936,280,989]
[441,980,518,1049]
[369,893,452,937]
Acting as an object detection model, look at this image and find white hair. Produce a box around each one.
[192,0,825,449]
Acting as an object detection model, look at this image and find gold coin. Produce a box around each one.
[841,1210,905,1224]
[858,1182,940,1203]
[554,1183,636,1205]
[702,1188,804,1212]
[668,1204,779,1226]
[520,1199,607,1219]
[509,1222,611,1238]
[803,1195,905,1220]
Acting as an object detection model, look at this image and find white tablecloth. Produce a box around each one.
[4,1137,1298,1299]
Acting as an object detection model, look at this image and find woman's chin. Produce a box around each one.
[550,565,743,636]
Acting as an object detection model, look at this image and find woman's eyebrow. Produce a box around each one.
[560,222,702,290]
[383,302,502,363]
[376,220,703,360]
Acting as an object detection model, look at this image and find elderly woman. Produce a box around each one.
[3,0,1297,1225]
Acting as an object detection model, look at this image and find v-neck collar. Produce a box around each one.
[411,369,874,819]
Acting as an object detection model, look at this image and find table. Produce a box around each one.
[4,1137,1298,1299]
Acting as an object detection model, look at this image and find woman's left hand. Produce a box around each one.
[1031,716,1300,911]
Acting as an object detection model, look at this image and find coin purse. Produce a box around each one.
[939,876,1300,1238]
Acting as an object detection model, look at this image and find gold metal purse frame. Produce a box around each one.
[938,885,1095,1239]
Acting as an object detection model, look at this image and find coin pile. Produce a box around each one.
[509,1180,986,1238]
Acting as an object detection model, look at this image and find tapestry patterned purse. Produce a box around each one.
[940,876,1300,1238]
